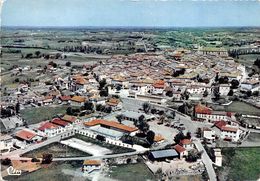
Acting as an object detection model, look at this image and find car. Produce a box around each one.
[165,123,170,127]
[179,123,184,126]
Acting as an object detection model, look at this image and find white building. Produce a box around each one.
[220,126,241,142]
[82,160,101,173]
[214,148,222,167]
[219,84,230,96]
[0,135,13,152]
[202,127,215,142]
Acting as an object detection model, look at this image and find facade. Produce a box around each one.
[219,84,230,96]
[214,149,222,167]
[0,134,13,151]
[173,144,188,159]
[70,96,86,106]
[38,122,60,137]
[82,160,101,173]
[202,127,215,142]
[179,139,194,150]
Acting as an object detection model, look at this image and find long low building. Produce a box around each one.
[121,110,156,122]
[84,119,138,139]
[148,149,179,161]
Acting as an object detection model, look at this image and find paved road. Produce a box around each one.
[194,139,217,181]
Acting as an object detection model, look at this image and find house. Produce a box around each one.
[82,160,101,173]
[153,135,165,144]
[0,134,13,151]
[202,127,215,142]
[106,98,122,111]
[84,119,138,139]
[213,148,222,167]
[148,149,179,161]
[173,144,188,159]
[51,118,72,130]
[194,104,232,123]
[179,139,194,150]
[219,84,230,96]
[58,95,71,104]
[151,80,165,95]
[220,126,241,142]
[41,95,54,106]
[15,129,41,143]
[70,96,86,106]
[38,122,60,137]
[61,115,79,124]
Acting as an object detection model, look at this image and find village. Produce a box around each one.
[1,32,260,181]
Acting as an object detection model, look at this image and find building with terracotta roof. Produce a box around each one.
[220,126,241,142]
[106,98,122,111]
[71,96,86,106]
[195,104,232,123]
[15,129,41,143]
[179,139,194,150]
[38,122,60,137]
[152,80,166,95]
[173,144,188,159]
[84,119,138,139]
[82,160,101,173]
[61,115,78,124]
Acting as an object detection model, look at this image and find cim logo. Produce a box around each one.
[7,166,22,176]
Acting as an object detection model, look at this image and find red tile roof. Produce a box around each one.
[59,96,71,101]
[51,118,70,127]
[180,139,192,145]
[215,120,227,130]
[173,144,186,153]
[38,122,59,131]
[71,96,86,103]
[84,119,138,133]
[153,80,165,89]
[195,104,212,114]
[16,130,36,141]
[61,115,77,123]
[83,160,101,166]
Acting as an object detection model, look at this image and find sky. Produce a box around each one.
[1,0,260,27]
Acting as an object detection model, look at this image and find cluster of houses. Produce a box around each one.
[194,104,246,142]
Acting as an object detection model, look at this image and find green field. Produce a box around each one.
[225,101,260,116]
[221,147,260,181]
[22,142,91,158]
[109,162,155,181]
[20,106,69,124]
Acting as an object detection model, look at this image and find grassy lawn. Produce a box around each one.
[4,161,87,181]
[22,142,91,158]
[225,101,260,116]
[69,134,135,154]
[20,106,68,124]
[221,147,260,181]
[109,162,155,181]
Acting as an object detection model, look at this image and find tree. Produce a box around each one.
[42,153,53,164]
[116,85,122,91]
[116,114,123,124]
[15,102,20,113]
[196,128,202,138]
[35,51,41,58]
[66,107,73,115]
[174,132,185,144]
[84,101,94,111]
[99,79,107,90]
[231,79,239,89]
[142,102,151,113]
[151,108,157,114]
[1,158,11,166]
[228,89,234,96]
[166,90,173,97]
[254,58,260,68]
[65,61,71,67]
[215,73,219,82]
[146,130,155,145]
[203,90,208,97]
[99,88,109,97]
[186,132,191,139]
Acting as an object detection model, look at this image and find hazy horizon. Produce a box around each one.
[2,0,260,27]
